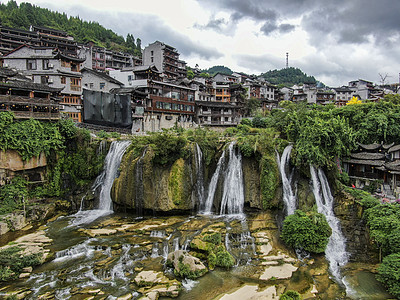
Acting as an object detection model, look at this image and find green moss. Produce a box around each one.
[260,155,279,209]
[174,261,207,279]
[0,246,42,281]
[215,246,235,268]
[207,251,217,270]
[168,158,185,206]
[203,232,222,245]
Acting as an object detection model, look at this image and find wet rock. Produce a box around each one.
[167,250,208,279]
[134,270,171,286]
[219,285,277,300]
[259,263,298,280]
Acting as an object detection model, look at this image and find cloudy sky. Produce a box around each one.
[10,0,400,86]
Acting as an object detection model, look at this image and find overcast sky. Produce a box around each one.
[10,0,400,86]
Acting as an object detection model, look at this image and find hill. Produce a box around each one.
[0,1,141,56]
[261,67,317,86]
[206,65,233,76]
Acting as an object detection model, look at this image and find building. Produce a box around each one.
[111,66,195,132]
[0,25,78,57]
[79,43,142,72]
[3,45,85,122]
[82,68,123,92]
[334,87,355,106]
[0,67,62,120]
[142,41,187,79]
[343,143,400,199]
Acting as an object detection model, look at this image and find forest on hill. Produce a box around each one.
[261,67,317,86]
[0,1,142,55]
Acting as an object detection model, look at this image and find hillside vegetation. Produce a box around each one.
[0,1,141,55]
[261,67,317,86]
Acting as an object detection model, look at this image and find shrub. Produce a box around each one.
[376,253,400,298]
[215,246,235,268]
[203,232,222,245]
[281,210,331,253]
[280,290,302,300]
[0,246,41,281]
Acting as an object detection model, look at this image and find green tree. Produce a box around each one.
[376,253,400,298]
[281,210,332,253]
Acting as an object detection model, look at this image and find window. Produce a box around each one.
[89,83,94,89]
[151,50,154,56]
[42,59,50,70]
[41,76,48,84]
[100,82,105,90]
[70,78,81,91]
[61,60,70,68]
[128,75,133,81]
[61,77,66,84]
[27,59,37,70]
[151,57,154,63]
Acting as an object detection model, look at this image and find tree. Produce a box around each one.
[245,97,261,116]
[281,210,332,253]
[376,253,400,298]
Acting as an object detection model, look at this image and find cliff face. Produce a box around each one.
[111,144,268,213]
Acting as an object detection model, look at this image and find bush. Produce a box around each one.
[280,290,302,300]
[215,246,235,268]
[281,210,331,253]
[364,203,400,256]
[203,232,222,245]
[376,253,400,298]
[0,246,41,281]
[0,176,28,215]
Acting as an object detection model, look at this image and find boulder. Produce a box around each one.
[167,250,208,279]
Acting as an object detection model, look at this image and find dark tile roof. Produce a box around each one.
[81,68,123,86]
[343,158,385,166]
[350,152,385,160]
[0,79,63,93]
[388,145,400,153]
[358,143,381,151]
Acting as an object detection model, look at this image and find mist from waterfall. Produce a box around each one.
[310,165,349,284]
[277,144,296,216]
[70,140,131,226]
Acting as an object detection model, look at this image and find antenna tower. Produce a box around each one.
[286,52,289,68]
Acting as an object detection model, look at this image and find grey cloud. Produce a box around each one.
[234,53,285,74]
[194,17,227,31]
[279,24,295,34]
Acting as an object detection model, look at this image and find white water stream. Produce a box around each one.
[70,140,131,226]
[310,165,349,284]
[277,144,297,215]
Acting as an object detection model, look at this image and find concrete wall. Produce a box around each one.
[142,42,164,72]
[82,71,121,92]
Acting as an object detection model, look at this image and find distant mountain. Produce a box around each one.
[0,1,142,55]
[206,65,233,76]
[261,67,317,86]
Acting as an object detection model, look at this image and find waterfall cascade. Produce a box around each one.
[70,140,131,226]
[195,144,205,210]
[203,142,244,216]
[277,144,297,215]
[203,148,226,214]
[220,142,244,216]
[310,165,349,283]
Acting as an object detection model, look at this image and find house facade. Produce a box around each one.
[142,41,187,80]
[82,67,123,92]
[3,45,85,122]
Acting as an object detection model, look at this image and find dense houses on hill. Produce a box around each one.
[0,24,398,131]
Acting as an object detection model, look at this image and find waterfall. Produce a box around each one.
[220,142,244,216]
[70,140,131,226]
[310,165,349,283]
[135,148,147,216]
[277,145,296,215]
[195,144,205,210]
[203,148,226,214]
